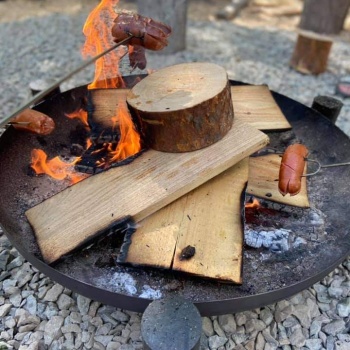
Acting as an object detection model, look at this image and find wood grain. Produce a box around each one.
[26,119,269,264]
[231,85,291,130]
[127,62,234,152]
[247,154,309,208]
[121,159,248,285]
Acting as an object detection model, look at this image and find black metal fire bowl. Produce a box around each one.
[0,78,349,316]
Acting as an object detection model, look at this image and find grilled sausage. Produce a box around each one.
[11,109,55,135]
[278,144,308,196]
[112,12,172,51]
[128,45,147,70]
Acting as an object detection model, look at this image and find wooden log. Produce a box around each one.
[137,0,188,54]
[119,159,248,284]
[127,62,234,152]
[300,0,350,35]
[311,95,343,124]
[290,31,333,75]
[26,119,269,264]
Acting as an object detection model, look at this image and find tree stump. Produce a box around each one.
[290,0,350,75]
[290,30,333,75]
[126,62,234,152]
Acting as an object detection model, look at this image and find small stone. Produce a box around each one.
[310,320,322,337]
[328,286,344,299]
[96,323,112,336]
[44,284,64,302]
[289,327,306,348]
[231,332,247,345]
[245,319,266,333]
[0,250,9,270]
[305,338,323,350]
[275,305,294,323]
[111,310,129,323]
[203,316,215,337]
[130,330,141,342]
[213,319,226,337]
[107,342,122,350]
[293,304,312,328]
[322,320,346,336]
[218,314,236,334]
[235,312,246,326]
[94,335,113,347]
[0,303,12,317]
[208,335,228,349]
[326,335,335,350]
[255,332,265,350]
[44,315,64,346]
[57,293,75,310]
[88,301,101,317]
[9,292,22,307]
[77,294,91,315]
[24,295,37,315]
[260,308,273,326]
[337,297,350,317]
[7,256,24,270]
[61,324,81,333]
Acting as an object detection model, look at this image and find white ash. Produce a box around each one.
[245,228,291,252]
[95,272,137,296]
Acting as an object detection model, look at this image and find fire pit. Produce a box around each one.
[0,78,349,316]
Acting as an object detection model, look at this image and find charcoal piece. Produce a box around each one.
[70,143,85,157]
[179,245,196,261]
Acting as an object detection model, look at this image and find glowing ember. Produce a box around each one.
[245,198,261,209]
[82,0,125,89]
[65,109,89,127]
[31,149,89,185]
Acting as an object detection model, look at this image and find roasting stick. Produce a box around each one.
[305,159,350,176]
[0,35,134,128]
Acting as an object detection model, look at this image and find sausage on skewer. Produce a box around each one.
[278,144,308,196]
[11,109,55,135]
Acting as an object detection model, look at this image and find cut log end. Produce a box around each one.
[127,62,234,152]
[290,33,333,75]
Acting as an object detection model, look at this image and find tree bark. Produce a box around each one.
[300,0,350,34]
[137,0,188,54]
[127,63,234,152]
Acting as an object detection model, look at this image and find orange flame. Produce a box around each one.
[65,109,89,127]
[109,100,141,163]
[82,0,125,89]
[245,198,261,209]
[31,149,89,185]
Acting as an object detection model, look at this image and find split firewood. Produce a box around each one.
[127,62,234,152]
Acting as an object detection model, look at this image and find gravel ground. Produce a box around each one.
[1,3,350,350]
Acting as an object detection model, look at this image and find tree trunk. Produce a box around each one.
[137,0,188,54]
[300,0,350,34]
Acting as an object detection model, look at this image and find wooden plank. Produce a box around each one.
[89,85,290,131]
[26,119,269,264]
[247,154,309,208]
[120,159,248,285]
[88,88,129,128]
[172,159,248,283]
[231,85,291,130]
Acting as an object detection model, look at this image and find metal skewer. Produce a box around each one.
[0,35,134,128]
[304,159,350,177]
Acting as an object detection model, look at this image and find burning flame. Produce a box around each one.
[82,0,125,89]
[65,109,89,127]
[109,100,141,163]
[245,198,261,209]
[31,149,89,185]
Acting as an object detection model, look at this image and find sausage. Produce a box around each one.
[11,109,55,135]
[111,12,172,51]
[128,45,147,70]
[278,144,308,196]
